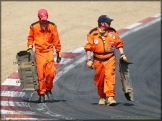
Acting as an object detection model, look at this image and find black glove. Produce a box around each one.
[56,52,61,63]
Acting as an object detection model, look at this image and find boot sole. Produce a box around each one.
[98,103,106,105]
[46,93,54,101]
[46,96,54,101]
[37,99,45,103]
[38,95,45,103]
[108,102,116,106]
[48,98,54,101]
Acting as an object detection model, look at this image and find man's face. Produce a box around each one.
[40,20,47,24]
[101,22,111,30]
[104,22,111,29]
[38,17,47,24]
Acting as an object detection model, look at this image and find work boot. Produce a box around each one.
[107,97,116,106]
[37,94,45,103]
[46,90,54,101]
[98,97,106,105]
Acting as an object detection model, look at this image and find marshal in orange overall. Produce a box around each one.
[84,15,127,106]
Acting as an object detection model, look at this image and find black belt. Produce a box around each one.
[93,54,115,62]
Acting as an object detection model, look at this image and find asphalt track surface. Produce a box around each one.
[25,21,161,120]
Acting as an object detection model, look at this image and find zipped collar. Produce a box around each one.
[97,27,109,37]
[38,21,49,32]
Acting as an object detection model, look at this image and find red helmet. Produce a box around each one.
[38,8,48,20]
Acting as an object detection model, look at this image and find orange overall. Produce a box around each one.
[27,21,61,95]
[84,27,124,97]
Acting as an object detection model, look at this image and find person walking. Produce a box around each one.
[27,8,62,103]
[84,15,127,106]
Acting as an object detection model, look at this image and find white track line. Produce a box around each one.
[1,79,20,86]
[54,55,87,82]
[119,17,161,38]
[1,109,39,115]
[1,91,26,97]
[153,13,161,18]
[66,47,84,53]
[54,58,73,65]
[125,23,142,29]
[1,101,29,107]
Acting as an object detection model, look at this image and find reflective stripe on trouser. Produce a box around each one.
[93,56,116,97]
[35,51,56,95]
